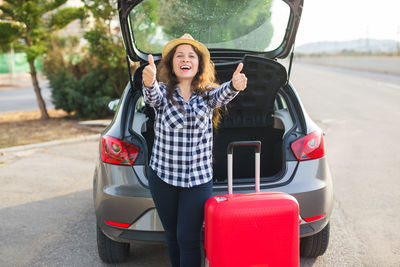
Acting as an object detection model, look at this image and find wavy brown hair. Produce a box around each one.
[157,44,224,129]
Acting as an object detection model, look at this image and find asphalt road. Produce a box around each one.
[1,63,400,266]
[0,79,53,112]
[296,56,400,76]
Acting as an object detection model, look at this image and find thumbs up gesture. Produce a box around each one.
[143,54,157,87]
[232,63,247,91]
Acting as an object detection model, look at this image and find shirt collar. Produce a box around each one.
[175,86,197,103]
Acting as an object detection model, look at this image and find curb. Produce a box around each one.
[77,120,111,127]
[0,134,100,154]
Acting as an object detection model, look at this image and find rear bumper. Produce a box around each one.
[99,207,327,243]
[94,157,333,242]
[288,157,333,237]
[101,222,166,243]
[93,161,157,243]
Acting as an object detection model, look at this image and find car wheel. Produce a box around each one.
[300,223,330,258]
[97,224,130,263]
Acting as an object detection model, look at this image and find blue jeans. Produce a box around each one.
[148,167,213,267]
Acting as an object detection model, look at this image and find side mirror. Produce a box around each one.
[108,99,120,112]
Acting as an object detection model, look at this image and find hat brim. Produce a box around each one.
[161,38,210,61]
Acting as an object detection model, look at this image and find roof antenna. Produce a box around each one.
[126,55,134,90]
[287,42,295,81]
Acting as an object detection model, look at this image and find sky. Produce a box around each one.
[294,0,400,46]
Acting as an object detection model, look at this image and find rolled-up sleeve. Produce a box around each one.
[142,81,163,108]
[208,81,240,109]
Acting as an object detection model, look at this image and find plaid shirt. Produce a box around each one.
[143,81,239,188]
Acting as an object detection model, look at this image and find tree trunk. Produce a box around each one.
[29,60,49,120]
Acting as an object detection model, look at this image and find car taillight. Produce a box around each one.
[291,131,325,161]
[101,136,139,165]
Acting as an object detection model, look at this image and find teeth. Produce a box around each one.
[180,66,191,70]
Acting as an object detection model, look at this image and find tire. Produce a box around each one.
[97,224,130,263]
[300,223,330,258]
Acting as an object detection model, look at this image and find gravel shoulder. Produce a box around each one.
[0,109,108,150]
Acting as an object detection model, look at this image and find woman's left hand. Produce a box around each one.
[232,63,247,91]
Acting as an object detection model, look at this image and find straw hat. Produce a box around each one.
[161,33,210,62]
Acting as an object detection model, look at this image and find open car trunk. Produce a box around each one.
[212,127,284,182]
[212,56,288,182]
[139,55,289,183]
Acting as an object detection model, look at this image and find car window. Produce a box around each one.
[129,0,290,54]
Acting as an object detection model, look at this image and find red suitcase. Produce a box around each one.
[205,141,299,267]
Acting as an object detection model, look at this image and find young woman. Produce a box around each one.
[142,33,247,267]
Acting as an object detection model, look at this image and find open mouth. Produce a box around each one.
[180,65,191,71]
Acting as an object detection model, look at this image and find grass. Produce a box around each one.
[0,109,107,149]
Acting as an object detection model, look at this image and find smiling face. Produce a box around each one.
[172,44,199,83]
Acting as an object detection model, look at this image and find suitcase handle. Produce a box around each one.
[227,141,261,194]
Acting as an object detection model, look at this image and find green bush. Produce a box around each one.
[42,18,128,119]
[46,66,117,119]
[41,0,129,119]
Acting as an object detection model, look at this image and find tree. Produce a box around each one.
[82,0,128,96]
[0,0,85,119]
[41,0,129,119]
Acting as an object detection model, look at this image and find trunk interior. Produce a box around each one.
[139,55,289,182]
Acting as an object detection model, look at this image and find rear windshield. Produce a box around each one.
[129,0,290,54]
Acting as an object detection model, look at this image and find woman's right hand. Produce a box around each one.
[142,54,157,87]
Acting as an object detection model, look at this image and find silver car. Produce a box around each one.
[93,0,333,263]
